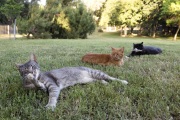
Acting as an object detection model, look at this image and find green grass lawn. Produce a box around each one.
[0,32,180,119]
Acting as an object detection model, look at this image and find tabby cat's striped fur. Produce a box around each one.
[16,54,128,110]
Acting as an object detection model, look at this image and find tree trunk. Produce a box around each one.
[120,26,123,36]
[27,33,30,39]
[152,22,157,38]
[130,27,134,34]
[173,25,180,41]
[138,26,142,36]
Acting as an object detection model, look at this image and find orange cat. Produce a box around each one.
[82,47,124,66]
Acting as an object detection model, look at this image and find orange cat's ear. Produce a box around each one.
[119,47,124,52]
[111,47,115,51]
[121,47,124,51]
[30,53,37,62]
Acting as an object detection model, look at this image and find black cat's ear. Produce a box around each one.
[30,54,37,62]
[141,42,143,44]
[15,63,22,69]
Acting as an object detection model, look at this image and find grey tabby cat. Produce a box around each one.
[16,54,128,110]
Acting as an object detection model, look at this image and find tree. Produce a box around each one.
[0,0,24,39]
[117,0,142,35]
[161,0,180,40]
[17,1,52,38]
[139,0,163,37]
[51,11,71,38]
[64,3,96,39]
[48,0,96,39]
[0,0,8,24]
[99,0,118,27]
[99,0,167,37]
[82,0,106,25]
[99,0,143,36]
[17,0,95,39]
[45,0,67,38]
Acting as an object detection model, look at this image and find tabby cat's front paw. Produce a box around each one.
[45,104,56,111]
[41,87,47,93]
[27,73,34,80]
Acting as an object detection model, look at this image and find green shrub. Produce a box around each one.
[55,4,96,39]
[17,3,52,39]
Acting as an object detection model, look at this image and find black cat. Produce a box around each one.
[128,42,162,57]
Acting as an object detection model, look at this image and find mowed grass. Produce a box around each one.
[0,32,180,119]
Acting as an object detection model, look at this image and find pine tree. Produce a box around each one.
[65,4,96,39]
[17,2,52,39]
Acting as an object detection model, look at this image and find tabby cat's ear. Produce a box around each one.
[30,54,37,62]
[15,63,22,69]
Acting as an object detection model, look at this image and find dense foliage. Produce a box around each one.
[18,2,52,38]
[17,0,96,39]
[99,0,180,40]
[0,0,180,40]
[0,0,8,24]
[161,0,180,40]
[64,4,96,39]
[51,4,95,39]
[0,0,23,24]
